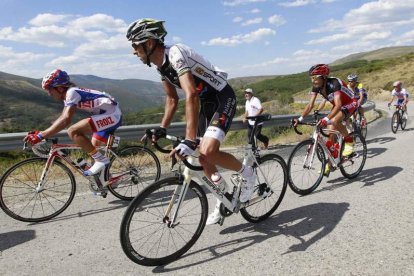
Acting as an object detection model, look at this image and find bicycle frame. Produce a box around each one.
[34,142,126,193]
[166,145,272,226]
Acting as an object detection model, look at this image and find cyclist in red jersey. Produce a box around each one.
[293,64,358,174]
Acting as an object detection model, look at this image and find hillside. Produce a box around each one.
[0,72,166,133]
[330,46,414,66]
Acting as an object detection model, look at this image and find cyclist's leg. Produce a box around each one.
[336,101,358,156]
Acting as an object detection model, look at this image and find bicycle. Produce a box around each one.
[0,134,161,222]
[287,111,367,195]
[120,114,288,266]
[351,109,367,139]
[390,104,408,134]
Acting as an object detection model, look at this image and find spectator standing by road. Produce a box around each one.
[243,88,269,149]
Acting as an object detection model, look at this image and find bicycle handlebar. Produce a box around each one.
[142,128,204,171]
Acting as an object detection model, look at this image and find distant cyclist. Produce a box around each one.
[293,64,357,175]
[347,73,368,125]
[24,69,122,178]
[126,18,257,225]
[388,80,409,119]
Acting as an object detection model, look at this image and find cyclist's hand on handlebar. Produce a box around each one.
[150,127,167,142]
[292,116,303,127]
[170,139,198,159]
[317,117,331,128]
[24,130,44,145]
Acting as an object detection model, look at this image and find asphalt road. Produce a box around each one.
[1,102,413,275]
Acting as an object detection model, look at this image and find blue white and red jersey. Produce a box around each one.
[64,87,118,114]
[391,88,409,100]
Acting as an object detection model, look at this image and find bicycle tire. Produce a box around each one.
[400,111,407,130]
[120,176,208,266]
[391,112,399,133]
[0,157,76,222]
[287,139,326,195]
[107,145,161,201]
[339,131,367,179]
[240,154,287,223]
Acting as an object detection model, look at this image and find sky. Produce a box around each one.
[0,0,413,82]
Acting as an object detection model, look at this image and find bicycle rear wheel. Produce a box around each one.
[240,154,287,223]
[287,139,326,195]
[0,158,76,222]
[339,131,367,179]
[107,146,161,201]
[391,112,399,133]
[120,176,208,266]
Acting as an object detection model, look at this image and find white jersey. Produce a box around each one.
[392,88,409,100]
[64,87,118,115]
[245,96,263,126]
[157,43,228,92]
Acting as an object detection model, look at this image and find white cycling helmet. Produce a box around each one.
[393,80,402,87]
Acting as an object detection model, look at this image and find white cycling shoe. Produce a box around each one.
[83,160,109,176]
[239,173,256,203]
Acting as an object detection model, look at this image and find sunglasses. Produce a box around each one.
[310,75,322,81]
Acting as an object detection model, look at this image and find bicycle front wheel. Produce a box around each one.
[288,139,326,195]
[120,176,208,266]
[107,146,161,201]
[0,158,76,222]
[240,154,287,223]
[340,131,367,179]
[401,111,407,130]
[391,112,399,133]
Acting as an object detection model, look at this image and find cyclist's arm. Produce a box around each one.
[388,95,396,105]
[41,106,76,138]
[328,92,343,120]
[178,72,199,141]
[316,99,327,112]
[160,80,179,129]
[300,92,317,118]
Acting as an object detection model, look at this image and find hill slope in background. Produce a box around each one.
[1,45,414,133]
[0,72,165,132]
[330,46,414,66]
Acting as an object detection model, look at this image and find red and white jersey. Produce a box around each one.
[64,87,118,115]
[311,77,355,106]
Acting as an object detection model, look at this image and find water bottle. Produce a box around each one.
[211,172,227,193]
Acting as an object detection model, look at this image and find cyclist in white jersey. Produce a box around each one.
[388,80,409,117]
[126,18,257,225]
[24,69,122,177]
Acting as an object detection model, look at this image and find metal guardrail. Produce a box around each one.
[0,101,375,151]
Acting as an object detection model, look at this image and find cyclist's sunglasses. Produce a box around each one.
[131,42,142,50]
[310,75,323,81]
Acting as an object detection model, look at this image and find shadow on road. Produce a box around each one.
[152,202,349,273]
[27,199,129,225]
[367,147,387,158]
[0,230,36,251]
[324,166,402,188]
[366,136,396,145]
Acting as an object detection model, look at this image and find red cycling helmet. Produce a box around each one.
[308,64,330,76]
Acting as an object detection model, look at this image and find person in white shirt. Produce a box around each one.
[243,88,269,149]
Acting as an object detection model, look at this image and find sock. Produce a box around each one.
[89,149,109,164]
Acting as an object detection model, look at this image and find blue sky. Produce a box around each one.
[0,0,413,82]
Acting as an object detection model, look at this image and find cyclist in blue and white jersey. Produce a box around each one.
[126,18,257,225]
[388,81,409,118]
[24,69,122,177]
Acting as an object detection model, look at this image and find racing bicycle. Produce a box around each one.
[390,104,408,134]
[120,114,288,266]
[0,135,160,222]
[287,111,367,195]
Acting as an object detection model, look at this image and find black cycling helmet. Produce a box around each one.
[126,18,167,44]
